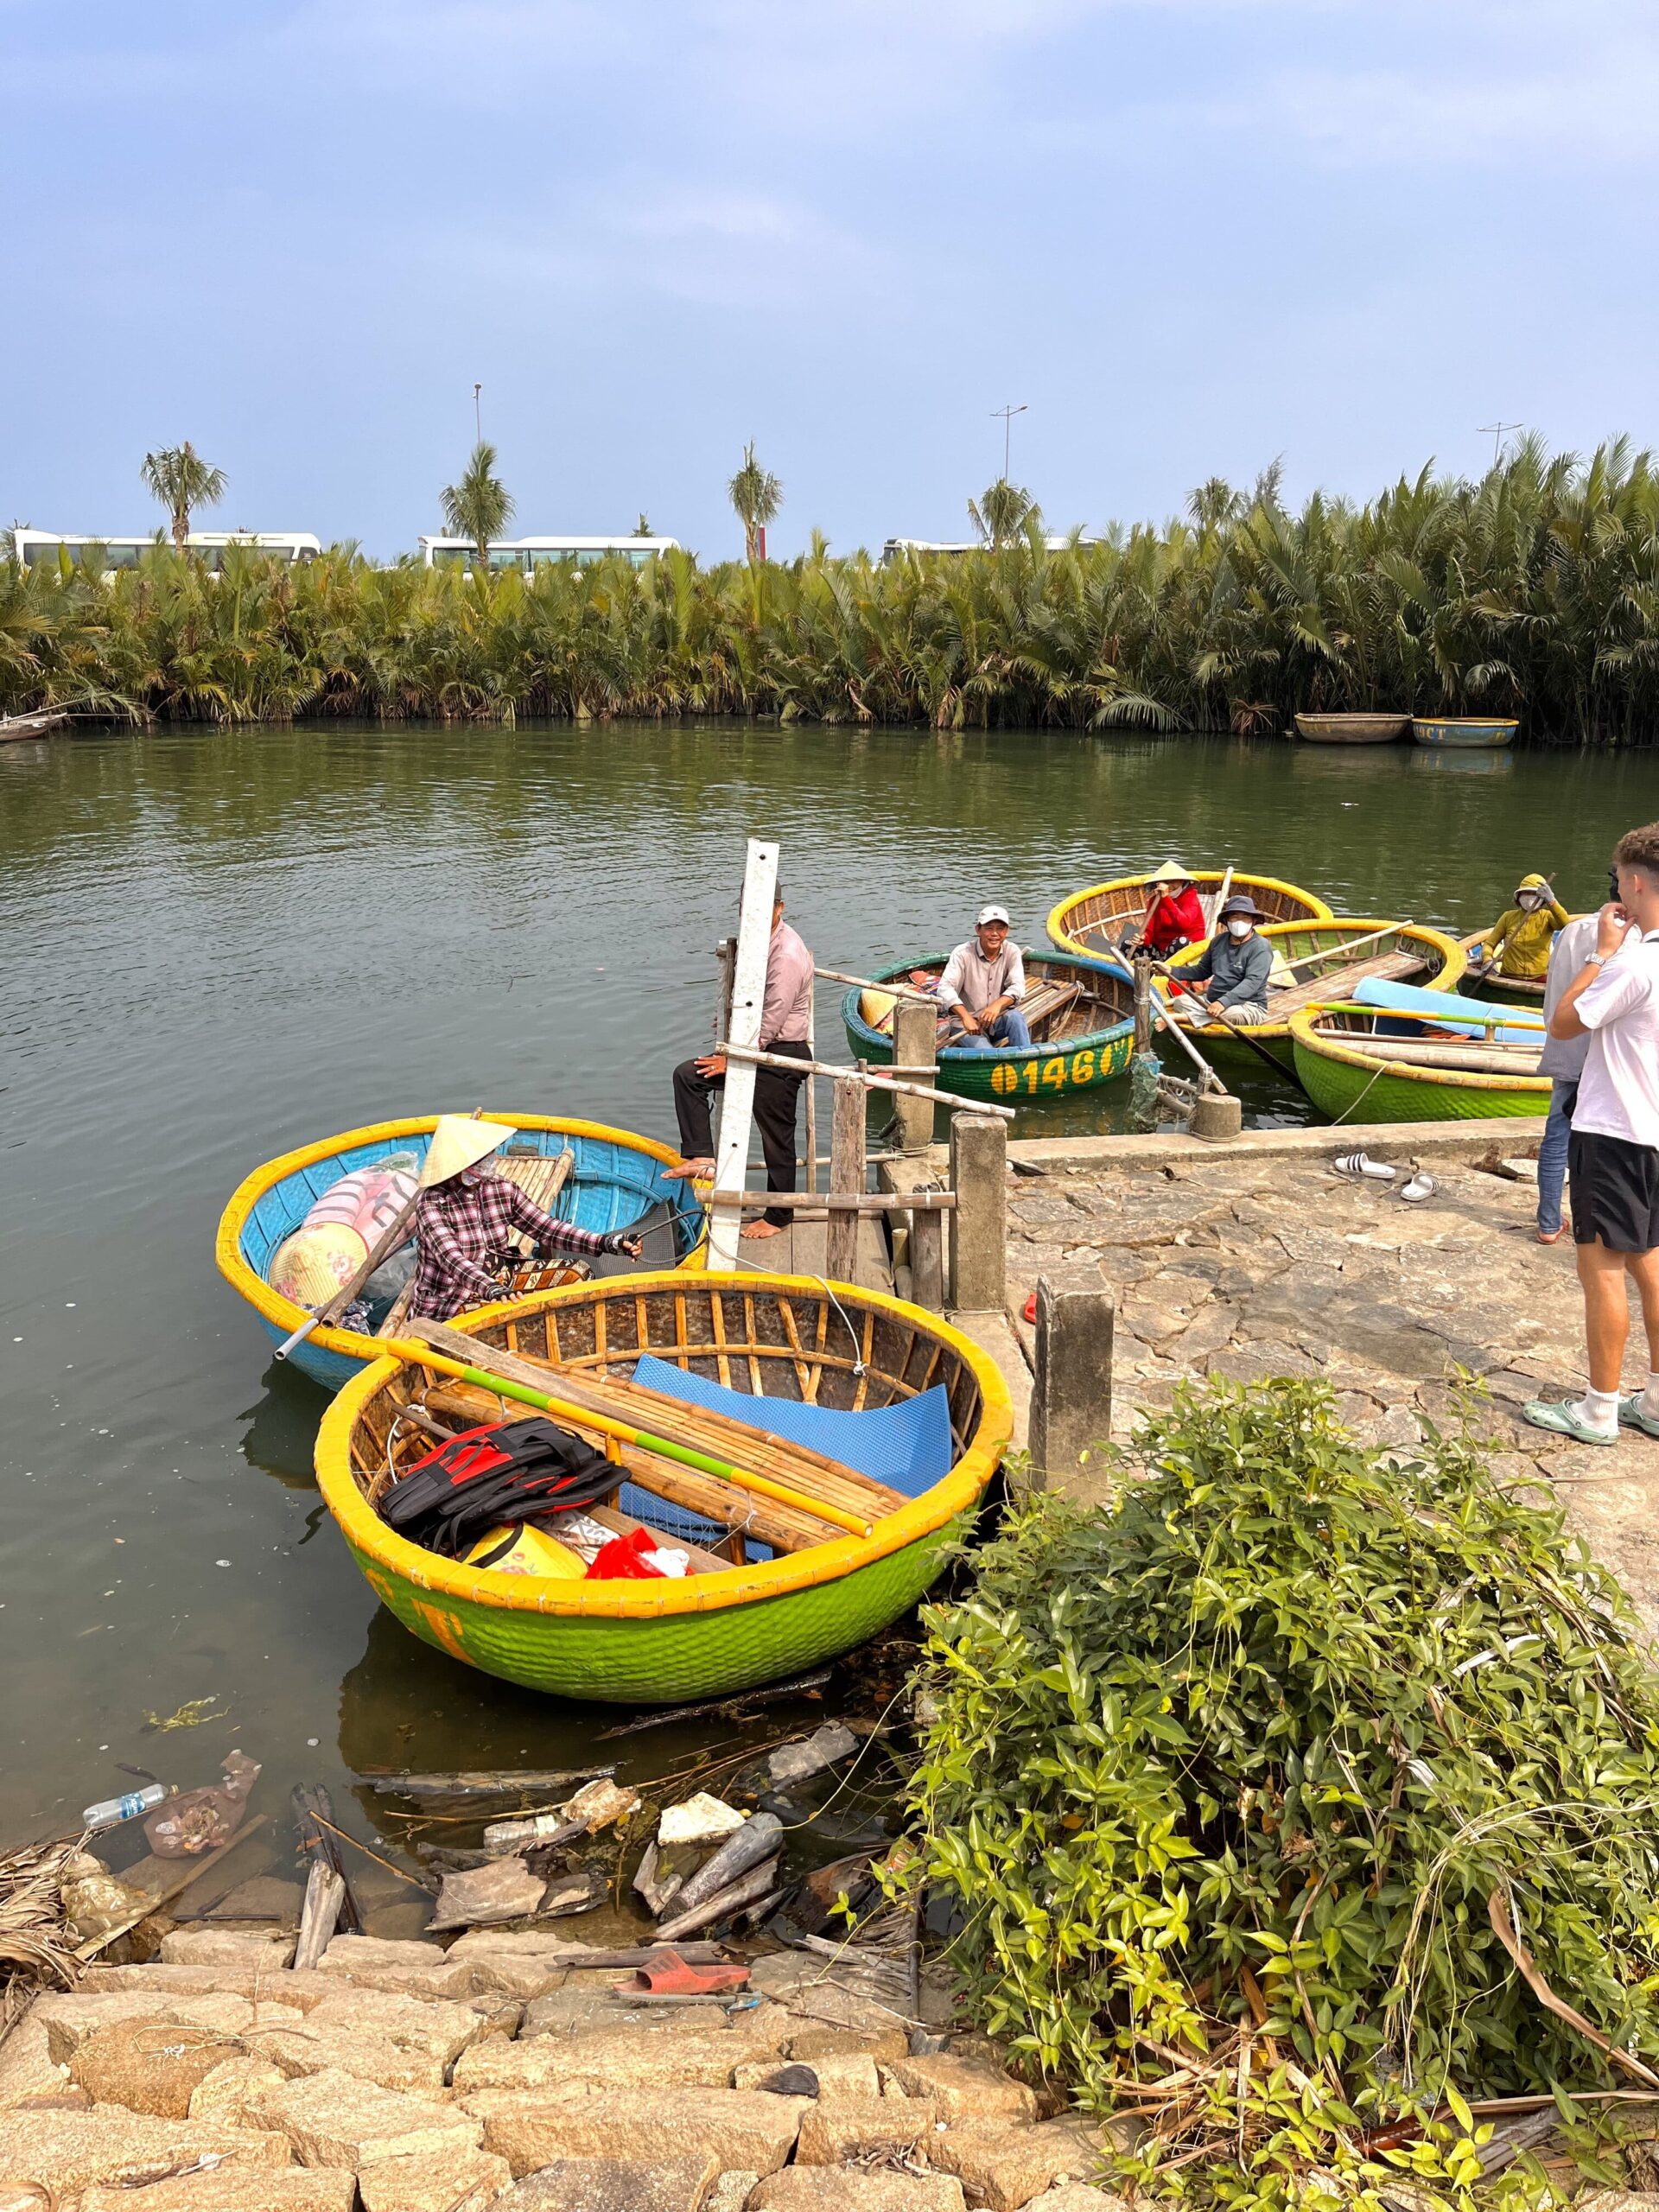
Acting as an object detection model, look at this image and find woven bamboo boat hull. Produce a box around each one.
[1288,1010,1548,1122]
[1294,714,1410,744]
[1455,932,1548,1004]
[217,1116,705,1392]
[1413,718,1518,749]
[1161,918,1467,1070]
[842,952,1135,1103]
[315,1274,1013,1702]
[1047,872,1331,963]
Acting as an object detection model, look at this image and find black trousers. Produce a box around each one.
[673,1039,809,1228]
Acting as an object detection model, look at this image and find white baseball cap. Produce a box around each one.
[976,904,1012,926]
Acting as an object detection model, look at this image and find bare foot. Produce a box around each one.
[741,1218,787,1240]
[664,1157,715,1181]
[1537,1224,1568,1243]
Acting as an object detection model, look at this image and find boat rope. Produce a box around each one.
[1326,1055,1394,1126]
[816,1276,868,1376]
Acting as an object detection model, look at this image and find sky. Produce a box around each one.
[3,0,1655,563]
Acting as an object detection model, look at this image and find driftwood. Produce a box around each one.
[596,1670,832,1740]
[293,1864,346,1971]
[361,1768,617,1799]
[292,1786,361,1936]
[656,1858,783,1942]
[665,1812,784,1921]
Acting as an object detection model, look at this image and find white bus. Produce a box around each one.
[880,536,1081,564]
[12,531,323,575]
[418,535,680,575]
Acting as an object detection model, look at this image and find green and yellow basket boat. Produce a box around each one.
[315,1273,1013,1704]
[842,951,1135,1103]
[1047,870,1332,963]
[1288,1005,1548,1123]
[1161,918,1467,1072]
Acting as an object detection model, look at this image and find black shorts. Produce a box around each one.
[1568,1129,1659,1252]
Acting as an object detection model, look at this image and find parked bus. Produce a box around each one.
[418,535,679,575]
[11,531,323,575]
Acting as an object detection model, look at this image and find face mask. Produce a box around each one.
[1516,893,1540,911]
[1226,918,1252,939]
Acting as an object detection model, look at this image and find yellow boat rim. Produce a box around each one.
[1287,1007,1551,1091]
[314,1271,1014,1622]
[1046,870,1333,958]
[214,1111,702,1370]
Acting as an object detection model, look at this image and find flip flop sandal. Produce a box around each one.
[1619,1396,1659,1440]
[1332,1151,1396,1184]
[1522,1398,1619,1446]
[1399,1163,1436,1203]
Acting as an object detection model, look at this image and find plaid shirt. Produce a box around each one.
[409,1167,614,1322]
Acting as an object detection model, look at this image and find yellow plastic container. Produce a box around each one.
[462,1523,587,1579]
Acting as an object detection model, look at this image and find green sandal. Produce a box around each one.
[1619,1396,1659,1440]
[1522,1399,1619,1446]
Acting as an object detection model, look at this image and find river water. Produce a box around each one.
[3,721,1656,1869]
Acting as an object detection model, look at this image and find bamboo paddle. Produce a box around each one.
[275,1108,486,1362]
[1273,922,1412,976]
[814,965,938,1006]
[383,1338,879,1538]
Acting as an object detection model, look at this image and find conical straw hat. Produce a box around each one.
[1145,858,1192,885]
[421,1116,511,1190]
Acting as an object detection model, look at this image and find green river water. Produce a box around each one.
[3,721,1656,1875]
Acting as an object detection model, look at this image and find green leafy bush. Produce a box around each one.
[909,1380,1659,2194]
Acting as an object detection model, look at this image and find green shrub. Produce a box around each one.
[909,1379,1659,2199]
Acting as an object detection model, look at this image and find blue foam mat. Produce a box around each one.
[616,1356,955,1560]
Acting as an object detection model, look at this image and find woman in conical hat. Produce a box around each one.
[408,1116,641,1324]
[1134,860,1205,960]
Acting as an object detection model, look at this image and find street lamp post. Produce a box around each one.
[474,384,483,445]
[992,403,1027,480]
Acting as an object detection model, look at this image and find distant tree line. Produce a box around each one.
[5,436,1659,745]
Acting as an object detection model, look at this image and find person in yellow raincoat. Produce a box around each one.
[1479,871,1570,979]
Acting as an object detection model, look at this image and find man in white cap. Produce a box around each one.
[937,906,1032,1052]
[408,1116,640,1323]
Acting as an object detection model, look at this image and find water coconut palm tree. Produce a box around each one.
[728,442,782,564]
[968,477,1039,548]
[141,442,228,552]
[440,442,515,576]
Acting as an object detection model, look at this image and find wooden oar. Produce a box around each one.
[814,965,937,1006]
[383,1338,880,1539]
[275,1109,488,1362]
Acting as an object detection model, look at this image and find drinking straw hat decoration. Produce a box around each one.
[421,1116,512,1189]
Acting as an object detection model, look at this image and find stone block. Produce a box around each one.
[302,1984,502,2064]
[794,2094,939,2165]
[0,2113,292,2196]
[204,1876,306,1928]
[317,1934,448,1978]
[188,2056,289,2125]
[1011,2190,1131,2212]
[42,1991,255,2066]
[246,2022,449,2095]
[748,2174,966,2211]
[521,1993,788,2044]
[887,2051,1039,2122]
[358,2143,515,2211]
[245,2068,484,2167]
[734,2051,880,2101]
[497,2155,720,2209]
[466,2086,810,2179]
[69,2018,245,2119]
[454,2024,778,2099]
[159,1928,296,1970]
[781,2025,909,2065]
[80,2174,355,2212]
[930,2115,1106,2212]
[706,2173,760,2212]
[448,1930,596,1961]
[0,2009,67,2113]
[745,1955,909,2040]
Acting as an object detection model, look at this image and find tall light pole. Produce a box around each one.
[992,403,1027,481]
[474,384,483,446]
[1478,420,1521,469]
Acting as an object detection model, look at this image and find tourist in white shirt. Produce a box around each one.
[1525,825,1659,1446]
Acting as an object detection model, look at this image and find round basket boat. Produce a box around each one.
[1412,718,1519,750]
[841,952,1135,1104]
[1161,918,1467,1073]
[314,1274,1014,1704]
[1047,872,1332,963]
[1455,931,1549,1005]
[1288,1007,1548,1122]
[1294,713,1410,745]
[217,1115,704,1392]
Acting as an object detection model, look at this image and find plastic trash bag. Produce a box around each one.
[143,1750,261,1857]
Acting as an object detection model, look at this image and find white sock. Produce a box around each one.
[1573,1388,1620,1435]
[1641,1372,1659,1419]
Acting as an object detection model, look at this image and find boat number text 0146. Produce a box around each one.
[990,1052,1095,1094]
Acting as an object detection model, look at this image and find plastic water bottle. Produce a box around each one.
[81,1783,168,1833]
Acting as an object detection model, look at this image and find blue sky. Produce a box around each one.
[3,0,1652,561]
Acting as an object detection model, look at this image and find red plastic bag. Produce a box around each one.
[585,1526,667,1581]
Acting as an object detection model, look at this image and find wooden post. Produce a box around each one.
[827,1077,866,1283]
[911,1205,945,1311]
[708,842,779,1272]
[804,992,818,1194]
[1132,950,1153,1057]
[892,1000,938,1154]
[1029,1276,1114,1497]
[947,1112,1007,1313]
[714,938,736,1042]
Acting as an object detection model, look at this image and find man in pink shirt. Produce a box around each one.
[667,887,814,1240]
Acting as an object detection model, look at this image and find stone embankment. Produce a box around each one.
[0,1927,1127,2211]
[1001,1131,1659,1622]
